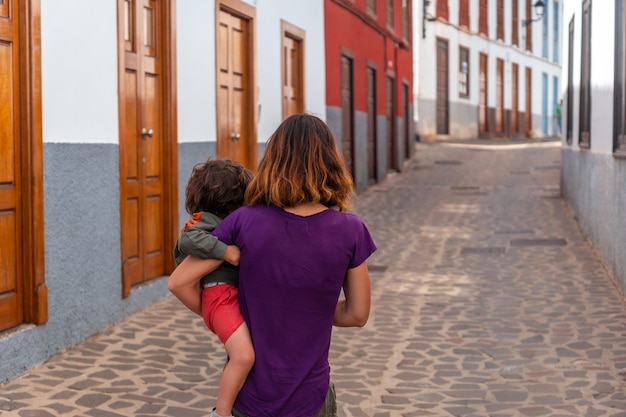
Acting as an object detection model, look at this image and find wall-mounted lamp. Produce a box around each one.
[522,0,546,27]
[422,0,436,38]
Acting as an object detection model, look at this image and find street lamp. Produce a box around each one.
[522,0,546,27]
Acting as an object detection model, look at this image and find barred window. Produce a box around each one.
[579,0,591,148]
[459,46,470,98]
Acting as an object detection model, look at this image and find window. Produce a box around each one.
[386,0,394,29]
[436,0,448,21]
[459,46,470,98]
[615,0,626,155]
[526,0,533,52]
[366,0,377,16]
[553,1,560,62]
[479,0,488,36]
[459,0,470,28]
[497,0,504,40]
[566,16,574,144]
[402,0,409,42]
[579,0,591,148]
[512,0,519,46]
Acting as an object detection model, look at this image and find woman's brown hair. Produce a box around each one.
[185,158,254,218]
[245,113,354,212]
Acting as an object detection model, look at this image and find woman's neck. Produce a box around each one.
[283,202,328,216]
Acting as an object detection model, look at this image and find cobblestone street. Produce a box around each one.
[2,140,626,417]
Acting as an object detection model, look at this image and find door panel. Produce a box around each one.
[216,6,254,168]
[0,0,22,330]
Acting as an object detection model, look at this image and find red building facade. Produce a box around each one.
[325,0,413,193]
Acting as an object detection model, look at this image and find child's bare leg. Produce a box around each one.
[215,323,255,416]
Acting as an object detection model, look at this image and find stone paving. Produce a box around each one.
[3,140,626,417]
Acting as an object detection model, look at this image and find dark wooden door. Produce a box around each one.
[366,67,377,183]
[496,58,504,133]
[526,67,532,133]
[479,53,489,133]
[386,75,397,171]
[436,38,449,134]
[512,63,519,132]
[341,55,354,177]
[403,82,410,158]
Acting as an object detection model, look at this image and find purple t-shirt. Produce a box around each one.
[213,204,376,417]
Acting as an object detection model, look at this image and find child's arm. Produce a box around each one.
[168,256,223,315]
[178,213,229,260]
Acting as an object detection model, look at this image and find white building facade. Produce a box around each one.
[561,0,626,293]
[0,0,325,383]
[416,0,563,140]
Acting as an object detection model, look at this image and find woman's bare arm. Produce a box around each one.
[168,256,224,316]
[333,262,371,327]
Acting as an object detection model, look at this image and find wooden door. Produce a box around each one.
[366,66,377,183]
[341,54,355,177]
[216,2,256,169]
[479,53,489,133]
[496,58,504,133]
[436,38,449,134]
[281,20,304,119]
[386,75,397,171]
[512,63,519,132]
[0,0,45,331]
[403,82,410,158]
[118,0,176,297]
[525,67,532,133]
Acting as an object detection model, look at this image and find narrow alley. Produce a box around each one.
[2,140,626,417]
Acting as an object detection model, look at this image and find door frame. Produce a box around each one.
[215,0,258,170]
[116,0,178,297]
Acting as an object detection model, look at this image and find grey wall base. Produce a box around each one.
[0,143,171,384]
[561,148,626,293]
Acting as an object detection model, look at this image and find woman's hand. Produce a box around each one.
[168,256,223,316]
[333,262,371,327]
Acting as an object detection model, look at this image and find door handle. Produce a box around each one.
[141,128,154,138]
[230,132,240,140]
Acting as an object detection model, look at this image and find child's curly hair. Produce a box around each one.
[185,158,254,219]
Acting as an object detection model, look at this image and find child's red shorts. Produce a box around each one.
[201,283,245,344]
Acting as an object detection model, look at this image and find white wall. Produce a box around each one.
[177,0,326,144]
[41,2,119,143]
[255,0,326,141]
[562,0,616,153]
